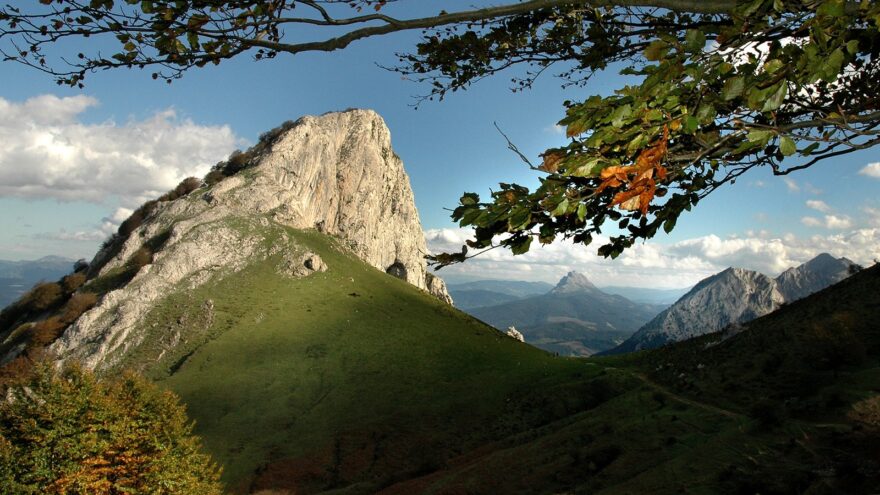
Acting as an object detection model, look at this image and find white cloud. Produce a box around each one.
[426,226,880,288]
[806,200,831,213]
[0,95,243,205]
[783,177,800,192]
[801,216,822,227]
[824,215,853,229]
[802,214,852,230]
[544,124,566,136]
[859,162,880,179]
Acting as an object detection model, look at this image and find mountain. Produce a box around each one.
[0,256,74,307]
[608,254,859,354]
[392,263,880,494]
[447,280,553,310]
[470,271,664,356]
[2,111,878,493]
[775,252,857,300]
[32,110,449,370]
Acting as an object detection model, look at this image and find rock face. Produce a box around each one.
[607,254,859,354]
[506,326,525,342]
[775,253,857,301]
[49,109,450,370]
[550,271,598,294]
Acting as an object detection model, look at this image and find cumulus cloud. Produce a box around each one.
[802,214,853,230]
[806,200,831,213]
[783,177,800,192]
[0,95,242,205]
[859,162,880,179]
[426,226,880,287]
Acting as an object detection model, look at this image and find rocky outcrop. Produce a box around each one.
[607,253,858,354]
[506,326,525,342]
[49,109,451,370]
[775,253,858,301]
[550,271,598,294]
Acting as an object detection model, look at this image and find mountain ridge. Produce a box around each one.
[0,109,452,370]
[607,253,859,354]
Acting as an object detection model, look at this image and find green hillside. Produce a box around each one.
[121,228,587,491]
[102,226,879,494]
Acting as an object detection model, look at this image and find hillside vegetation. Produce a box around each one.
[120,225,878,494]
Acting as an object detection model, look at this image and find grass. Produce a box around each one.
[109,226,880,494]
[123,228,587,490]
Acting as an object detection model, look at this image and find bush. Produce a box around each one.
[60,292,98,324]
[849,396,880,432]
[0,364,223,494]
[21,282,63,312]
[128,247,153,270]
[61,272,87,293]
[203,169,225,186]
[28,317,66,348]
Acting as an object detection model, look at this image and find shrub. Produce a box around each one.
[61,272,87,293]
[21,282,63,312]
[28,317,66,348]
[0,364,223,494]
[60,292,98,324]
[849,396,880,432]
[203,169,225,186]
[128,247,153,270]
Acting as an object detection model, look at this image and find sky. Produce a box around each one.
[1,2,879,289]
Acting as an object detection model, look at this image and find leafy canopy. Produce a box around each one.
[1,0,878,262]
[0,363,223,494]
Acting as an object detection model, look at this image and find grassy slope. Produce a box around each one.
[125,225,879,494]
[132,228,589,491]
[386,265,880,495]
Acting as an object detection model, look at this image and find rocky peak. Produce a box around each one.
[775,253,857,301]
[48,109,452,369]
[551,271,598,294]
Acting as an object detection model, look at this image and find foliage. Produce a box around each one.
[1,1,879,261]
[22,282,64,312]
[0,363,223,495]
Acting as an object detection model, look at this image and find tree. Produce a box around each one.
[0,363,223,494]
[2,0,878,262]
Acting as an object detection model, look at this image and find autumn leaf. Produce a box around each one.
[540,152,564,173]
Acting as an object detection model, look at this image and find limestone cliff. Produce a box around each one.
[50,109,451,369]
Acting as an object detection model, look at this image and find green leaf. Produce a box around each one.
[684,29,706,52]
[663,217,677,234]
[763,59,784,74]
[643,41,667,61]
[846,40,859,55]
[762,83,787,112]
[779,136,796,156]
[509,236,532,255]
[576,203,587,222]
[799,142,820,156]
[721,76,744,101]
[683,116,700,133]
[610,104,633,128]
[817,0,845,17]
[507,206,531,231]
[460,193,479,206]
[747,129,774,145]
[551,198,570,217]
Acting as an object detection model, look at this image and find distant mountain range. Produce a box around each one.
[606,253,859,354]
[467,272,665,356]
[447,280,554,310]
[0,256,74,308]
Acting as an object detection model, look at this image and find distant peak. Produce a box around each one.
[552,271,597,293]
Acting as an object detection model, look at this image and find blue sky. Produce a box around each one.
[1,2,879,287]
